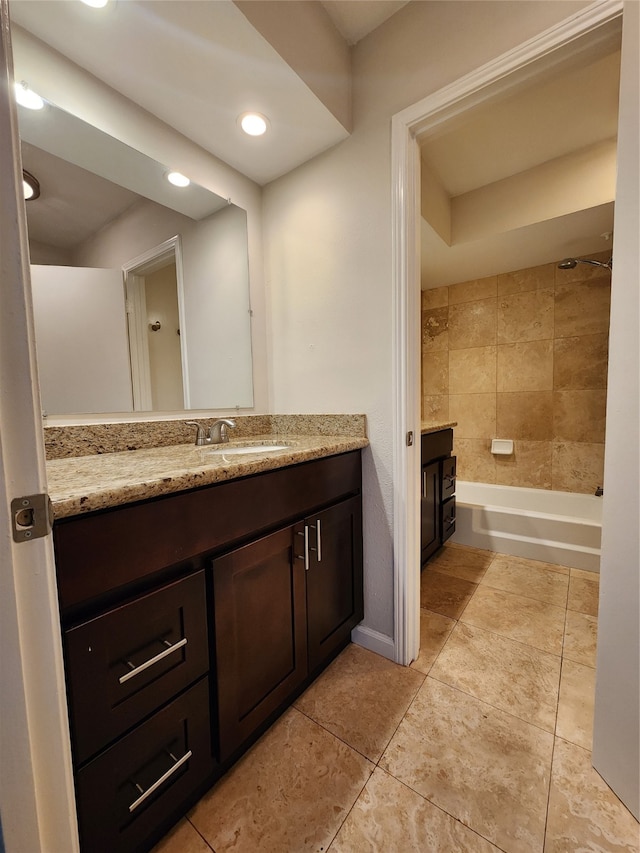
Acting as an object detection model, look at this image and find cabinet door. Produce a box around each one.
[212,525,307,761]
[306,496,363,673]
[421,461,441,563]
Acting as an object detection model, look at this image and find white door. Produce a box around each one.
[0,5,79,851]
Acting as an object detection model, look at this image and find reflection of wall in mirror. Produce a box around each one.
[30,265,133,414]
[30,199,253,412]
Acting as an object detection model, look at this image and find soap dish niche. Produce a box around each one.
[491,439,514,456]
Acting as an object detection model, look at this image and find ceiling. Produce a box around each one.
[321,0,410,45]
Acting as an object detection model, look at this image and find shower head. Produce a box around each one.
[558,257,612,271]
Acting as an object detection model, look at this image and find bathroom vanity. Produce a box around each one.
[48,425,366,852]
[421,425,456,564]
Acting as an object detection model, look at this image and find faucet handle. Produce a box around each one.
[184,421,208,446]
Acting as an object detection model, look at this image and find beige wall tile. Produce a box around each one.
[450,393,496,439]
[497,288,554,343]
[552,442,605,494]
[422,286,449,310]
[422,306,449,352]
[423,395,449,423]
[497,391,553,440]
[448,298,496,349]
[449,276,497,305]
[495,440,552,489]
[497,340,553,392]
[423,350,449,395]
[554,281,611,339]
[498,264,555,296]
[553,334,609,390]
[453,438,496,483]
[449,346,496,394]
[553,390,607,443]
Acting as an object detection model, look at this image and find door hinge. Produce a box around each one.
[11,493,53,542]
[406,431,414,447]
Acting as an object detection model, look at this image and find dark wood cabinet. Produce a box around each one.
[212,524,308,761]
[53,450,363,852]
[213,494,363,760]
[421,429,456,565]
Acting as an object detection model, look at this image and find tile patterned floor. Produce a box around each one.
[153,544,639,853]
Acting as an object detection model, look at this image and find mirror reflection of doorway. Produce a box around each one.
[123,235,188,411]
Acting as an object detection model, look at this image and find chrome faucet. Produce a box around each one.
[185,419,236,446]
[209,418,236,444]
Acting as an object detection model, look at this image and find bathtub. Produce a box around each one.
[452,481,602,572]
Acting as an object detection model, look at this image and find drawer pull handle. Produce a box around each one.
[128,749,192,813]
[446,515,456,527]
[119,637,188,684]
[444,474,455,484]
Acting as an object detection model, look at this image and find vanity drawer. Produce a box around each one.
[65,571,208,765]
[442,455,456,500]
[442,496,456,542]
[76,676,212,853]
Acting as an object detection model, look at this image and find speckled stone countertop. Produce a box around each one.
[421,421,457,435]
[47,434,369,519]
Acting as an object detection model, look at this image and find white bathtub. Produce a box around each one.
[452,481,602,572]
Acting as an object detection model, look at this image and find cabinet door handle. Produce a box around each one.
[296,526,310,571]
[422,471,427,498]
[309,519,322,562]
[119,637,188,685]
[128,749,192,813]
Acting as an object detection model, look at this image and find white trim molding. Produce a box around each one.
[351,624,396,659]
[390,0,624,666]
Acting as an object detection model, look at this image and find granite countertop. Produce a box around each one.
[47,435,369,519]
[421,421,457,435]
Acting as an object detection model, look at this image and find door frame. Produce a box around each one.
[0,3,79,850]
[391,0,624,666]
[123,235,189,410]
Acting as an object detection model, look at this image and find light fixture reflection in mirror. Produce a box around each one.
[18,100,254,416]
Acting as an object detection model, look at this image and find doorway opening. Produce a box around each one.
[123,235,189,411]
[391,2,623,667]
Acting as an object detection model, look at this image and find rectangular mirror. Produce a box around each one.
[18,98,254,415]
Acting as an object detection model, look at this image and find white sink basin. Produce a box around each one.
[204,443,291,456]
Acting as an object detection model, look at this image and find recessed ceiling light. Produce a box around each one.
[167,171,190,188]
[14,82,44,110]
[23,170,40,201]
[239,113,268,137]
[81,0,110,7]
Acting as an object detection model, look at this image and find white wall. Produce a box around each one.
[30,265,132,414]
[264,0,591,646]
[593,0,639,819]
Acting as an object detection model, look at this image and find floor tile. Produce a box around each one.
[563,609,598,667]
[189,708,373,853]
[294,644,424,762]
[568,569,600,616]
[428,543,494,583]
[380,678,554,853]
[328,767,501,852]
[410,608,456,675]
[556,659,596,751]
[545,738,640,852]
[461,585,565,654]
[430,621,561,732]
[420,569,477,618]
[151,819,212,853]
[482,554,569,606]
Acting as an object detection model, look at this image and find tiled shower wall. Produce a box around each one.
[421,254,611,493]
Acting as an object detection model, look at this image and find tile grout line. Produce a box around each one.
[186,816,217,853]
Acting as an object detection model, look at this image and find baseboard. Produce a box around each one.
[351,624,396,661]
